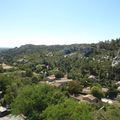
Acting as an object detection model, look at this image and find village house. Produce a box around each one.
[71,94,98,103]
[40,75,73,87]
[50,78,73,87]
[46,76,72,87]
[102,87,109,93]
[82,94,98,103]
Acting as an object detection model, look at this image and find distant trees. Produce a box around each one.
[99,38,120,51]
[1,38,120,120]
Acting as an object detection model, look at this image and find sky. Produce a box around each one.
[0,0,120,48]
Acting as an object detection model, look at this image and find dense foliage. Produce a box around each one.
[40,99,95,120]
[11,84,66,120]
[0,38,120,119]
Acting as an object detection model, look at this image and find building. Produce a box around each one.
[82,95,98,103]
[71,94,98,103]
[102,88,109,93]
[49,78,73,87]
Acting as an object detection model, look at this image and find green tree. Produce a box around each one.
[11,84,66,120]
[107,84,118,99]
[97,103,120,120]
[40,99,96,120]
[26,69,33,77]
[67,80,82,95]
[55,71,64,79]
[31,76,39,84]
[91,85,104,99]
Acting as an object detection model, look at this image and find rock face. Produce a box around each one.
[88,75,96,80]
[117,86,120,91]
[0,63,13,70]
[101,98,113,104]
[112,51,120,67]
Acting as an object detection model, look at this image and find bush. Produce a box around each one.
[40,99,96,120]
[55,71,64,79]
[91,85,104,99]
[67,80,82,94]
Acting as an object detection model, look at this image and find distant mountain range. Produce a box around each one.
[0,38,120,63]
[0,48,10,52]
[0,43,95,57]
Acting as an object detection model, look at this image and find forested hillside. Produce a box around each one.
[0,38,120,120]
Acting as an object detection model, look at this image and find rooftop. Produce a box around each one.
[54,78,73,83]
[83,94,97,101]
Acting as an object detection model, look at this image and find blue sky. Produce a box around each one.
[0,0,120,47]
